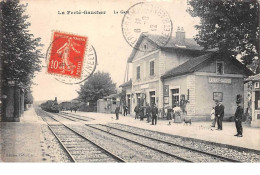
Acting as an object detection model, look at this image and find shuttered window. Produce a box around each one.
[150,61,154,76]
[137,66,140,80]
[216,61,224,75]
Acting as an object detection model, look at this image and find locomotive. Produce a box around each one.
[40,97,59,113]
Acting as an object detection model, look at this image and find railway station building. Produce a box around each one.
[121,28,253,120]
[245,74,260,127]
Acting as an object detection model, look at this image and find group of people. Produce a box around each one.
[134,103,159,125]
[115,103,159,125]
[115,105,129,120]
[115,99,244,136]
[210,99,243,137]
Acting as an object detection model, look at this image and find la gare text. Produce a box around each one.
[57,10,129,15]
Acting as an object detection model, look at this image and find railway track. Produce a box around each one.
[53,112,239,162]
[50,112,189,162]
[60,112,95,121]
[42,111,260,162]
[95,124,241,162]
[85,124,239,162]
[39,110,126,162]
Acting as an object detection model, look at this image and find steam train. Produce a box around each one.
[40,97,59,113]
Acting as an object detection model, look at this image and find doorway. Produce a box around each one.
[136,93,141,106]
[171,88,180,108]
[150,91,155,105]
[127,94,131,114]
[255,91,260,110]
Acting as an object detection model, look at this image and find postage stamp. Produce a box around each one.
[46,31,97,84]
[47,31,87,78]
[122,2,173,52]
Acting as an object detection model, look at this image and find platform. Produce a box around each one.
[1,108,260,162]
[0,107,44,162]
[69,111,260,151]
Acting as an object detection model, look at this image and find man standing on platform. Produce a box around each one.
[123,105,128,116]
[151,103,158,125]
[115,105,120,120]
[134,105,139,119]
[146,103,151,123]
[139,106,144,120]
[215,100,224,130]
[234,101,243,137]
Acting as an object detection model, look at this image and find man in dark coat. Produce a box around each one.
[151,104,158,125]
[234,102,243,137]
[115,105,120,120]
[123,105,128,116]
[134,105,139,119]
[146,103,151,123]
[215,101,224,130]
[139,106,144,120]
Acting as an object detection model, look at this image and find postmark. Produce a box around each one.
[122,2,173,52]
[46,31,97,84]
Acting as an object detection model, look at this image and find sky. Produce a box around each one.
[21,0,200,102]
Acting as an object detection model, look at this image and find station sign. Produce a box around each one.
[208,77,231,84]
[163,85,169,97]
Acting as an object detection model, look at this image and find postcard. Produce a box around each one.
[0,0,259,164]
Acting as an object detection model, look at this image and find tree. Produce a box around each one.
[0,0,42,89]
[77,71,117,109]
[187,0,259,73]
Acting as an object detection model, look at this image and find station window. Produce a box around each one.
[136,93,141,106]
[150,60,154,76]
[144,44,147,50]
[150,91,156,105]
[171,88,179,108]
[136,66,140,80]
[216,61,224,75]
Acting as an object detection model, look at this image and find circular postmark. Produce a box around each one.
[45,31,97,84]
[122,2,173,52]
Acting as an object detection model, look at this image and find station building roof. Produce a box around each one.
[119,79,132,88]
[127,33,213,63]
[244,74,260,82]
[161,52,254,79]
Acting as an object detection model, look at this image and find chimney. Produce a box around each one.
[176,27,185,45]
[54,97,57,102]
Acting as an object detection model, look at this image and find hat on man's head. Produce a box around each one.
[236,101,241,104]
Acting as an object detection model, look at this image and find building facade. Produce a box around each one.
[121,29,253,120]
[245,74,260,127]
[97,94,121,113]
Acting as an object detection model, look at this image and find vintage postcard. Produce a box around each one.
[0,0,260,168]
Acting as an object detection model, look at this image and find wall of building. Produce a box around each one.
[125,86,133,114]
[161,48,205,73]
[162,50,190,74]
[243,83,250,115]
[1,86,24,122]
[187,75,196,116]
[195,75,244,118]
[251,82,260,127]
[132,81,159,108]
[132,51,159,83]
[133,39,159,59]
[198,58,244,75]
[164,75,187,107]
[4,86,15,120]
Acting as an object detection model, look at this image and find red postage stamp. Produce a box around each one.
[47,31,88,78]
